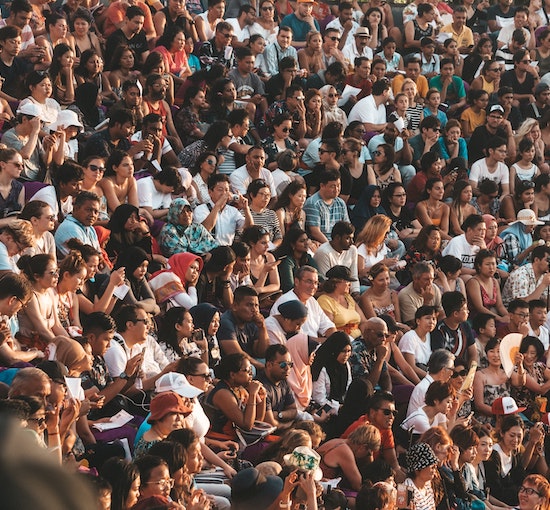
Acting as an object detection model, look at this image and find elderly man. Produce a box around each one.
[502,245,550,306]
[349,317,391,391]
[270,266,336,342]
[229,146,277,197]
[398,262,443,326]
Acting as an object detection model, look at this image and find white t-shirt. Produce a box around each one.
[131,131,173,160]
[357,242,388,271]
[193,202,245,246]
[442,234,479,269]
[137,176,172,210]
[529,324,550,352]
[348,94,386,124]
[229,165,277,197]
[469,158,510,186]
[31,185,73,219]
[399,329,432,366]
[226,18,251,42]
[400,406,447,434]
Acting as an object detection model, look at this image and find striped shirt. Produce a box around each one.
[304,192,350,241]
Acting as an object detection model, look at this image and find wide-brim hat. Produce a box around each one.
[509,209,544,227]
[406,443,438,472]
[283,446,323,481]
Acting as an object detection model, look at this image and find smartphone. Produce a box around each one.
[396,484,414,509]
[192,329,205,342]
[277,255,288,260]
[316,403,332,416]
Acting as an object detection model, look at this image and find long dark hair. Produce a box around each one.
[109,44,134,72]
[272,228,308,261]
[158,307,188,356]
[49,43,73,86]
[75,49,101,79]
[273,180,306,211]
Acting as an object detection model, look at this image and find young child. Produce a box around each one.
[510,138,541,195]
[423,88,448,128]
[471,313,496,369]
[417,37,440,80]
[376,36,403,77]
[388,92,410,130]
[529,299,550,362]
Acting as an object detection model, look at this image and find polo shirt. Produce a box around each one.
[441,23,474,48]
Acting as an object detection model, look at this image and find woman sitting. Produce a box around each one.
[149,252,203,311]
[399,305,438,379]
[272,229,317,294]
[449,181,477,236]
[107,246,160,317]
[100,150,139,216]
[0,148,24,228]
[19,200,56,259]
[360,263,402,322]
[415,178,451,240]
[510,138,541,195]
[466,249,509,322]
[55,250,87,336]
[158,198,218,258]
[74,49,116,103]
[350,185,387,234]
[317,423,381,492]
[366,143,401,190]
[191,151,218,205]
[247,180,283,250]
[157,307,208,364]
[178,120,232,170]
[153,26,192,85]
[403,442,439,510]
[262,113,299,171]
[318,265,368,339]
[383,183,423,245]
[175,86,209,147]
[435,254,466,297]
[311,331,352,413]
[460,90,488,140]
[204,353,266,438]
[401,225,442,287]
[80,157,109,223]
[298,31,324,75]
[500,181,538,225]
[274,180,307,237]
[512,336,550,418]
[484,415,546,507]
[473,337,522,425]
[258,428,313,466]
[356,214,398,278]
[438,120,468,165]
[401,381,456,434]
[320,85,347,127]
[189,304,222,368]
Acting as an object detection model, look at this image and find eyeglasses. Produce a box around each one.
[451,369,468,378]
[328,36,340,41]
[300,278,318,286]
[47,269,59,276]
[29,416,47,426]
[134,318,150,325]
[88,164,105,172]
[192,372,212,379]
[372,150,384,156]
[318,148,331,154]
[519,486,541,496]
[488,68,501,72]
[328,93,339,98]
[221,32,233,39]
[275,361,294,369]
[7,161,24,169]
[261,5,274,10]
[392,193,407,198]
[377,408,398,417]
[205,158,217,165]
[146,478,174,489]
[281,127,290,133]
[513,312,529,319]
[431,127,441,132]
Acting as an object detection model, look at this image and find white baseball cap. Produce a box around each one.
[155,372,203,398]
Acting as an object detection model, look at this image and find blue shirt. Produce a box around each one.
[304,192,349,241]
[280,13,319,42]
[54,215,100,256]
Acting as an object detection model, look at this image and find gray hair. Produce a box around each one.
[412,262,433,279]
[8,368,50,398]
[295,265,318,280]
[366,317,387,328]
[427,349,455,374]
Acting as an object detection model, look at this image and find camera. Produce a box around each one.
[231,194,240,202]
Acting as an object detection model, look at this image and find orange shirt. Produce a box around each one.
[103,1,155,38]
[341,415,395,459]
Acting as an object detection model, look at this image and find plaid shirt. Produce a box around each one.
[304,192,349,241]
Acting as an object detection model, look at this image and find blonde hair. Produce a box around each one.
[401,78,419,100]
[348,423,382,451]
[356,215,392,254]
[515,117,540,145]
[4,219,35,250]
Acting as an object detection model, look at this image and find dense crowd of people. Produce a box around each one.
[3,0,550,509]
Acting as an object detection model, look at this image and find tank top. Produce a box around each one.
[480,75,495,94]
[144,99,168,137]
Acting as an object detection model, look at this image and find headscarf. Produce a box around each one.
[166,198,190,227]
[319,85,333,110]
[286,333,313,409]
[483,214,503,253]
[114,246,150,279]
[350,185,387,232]
[107,204,140,234]
[151,251,204,285]
[55,338,87,372]
[190,303,219,332]
[310,331,350,403]
[93,226,113,270]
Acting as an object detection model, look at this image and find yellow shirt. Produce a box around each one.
[392,74,429,98]
[441,23,474,49]
[317,294,362,339]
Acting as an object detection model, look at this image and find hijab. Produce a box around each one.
[114,246,150,280]
[55,338,87,372]
[166,198,190,228]
[75,82,100,127]
[286,333,314,409]
[93,226,113,270]
[482,214,503,253]
[107,204,140,234]
[190,303,219,333]
[152,252,204,285]
[350,185,387,232]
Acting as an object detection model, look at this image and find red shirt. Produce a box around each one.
[341,415,395,459]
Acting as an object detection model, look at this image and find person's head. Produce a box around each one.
[419,426,453,465]
[176,356,212,393]
[134,455,173,500]
[330,221,355,252]
[246,178,271,210]
[293,266,319,300]
[0,272,31,317]
[508,298,530,326]
[107,109,135,139]
[183,85,207,110]
[8,367,51,406]
[100,458,140,510]
[191,151,218,178]
[258,0,275,21]
[271,112,293,141]
[147,441,187,494]
[363,317,390,349]
[276,299,308,336]
[367,391,397,431]
[411,262,435,292]
[462,214,486,244]
[55,161,84,199]
[441,291,468,324]
[232,285,260,323]
[317,168,341,200]
[114,304,151,343]
[414,305,438,333]
[12,395,45,435]
[50,43,74,81]
[356,214,392,252]
[124,5,145,35]
[422,177,445,202]
[414,225,441,255]
[45,12,67,38]
[367,262,390,291]
[406,442,438,481]
[356,483,396,510]
[520,335,545,368]
[277,26,293,49]
[347,423,381,459]
[529,297,548,330]
[26,70,52,99]
[214,352,251,384]
[419,115,442,139]
[121,80,141,107]
[473,248,497,277]
[0,220,34,256]
[420,152,443,177]
[519,474,550,510]
[372,77,391,98]
[427,349,455,379]
[264,344,293,382]
[497,414,525,451]
[7,0,32,29]
[472,312,496,339]
[404,56,422,81]
[515,180,536,206]
[81,312,116,357]
[341,137,362,165]
[0,25,22,59]
[372,142,395,172]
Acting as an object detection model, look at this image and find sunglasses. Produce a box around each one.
[318,148,331,154]
[375,331,389,338]
[276,361,294,369]
[205,158,217,165]
[377,408,398,417]
[328,93,339,98]
[261,5,274,10]
[328,36,340,41]
[281,127,290,133]
[451,369,468,378]
[221,32,233,39]
[372,150,384,156]
[29,417,47,426]
[192,372,212,379]
[88,164,105,172]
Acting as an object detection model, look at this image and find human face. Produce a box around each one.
[307,93,322,112]
[391,186,407,206]
[12,10,32,29]
[250,36,266,54]
[171,31,186,52]
[478,256,496,278]
[445,40,458,54]
[523,345,539,368]
[187,440,204,474]
[200,155,217,176]
[373,147,387,164]
[176,311,194,339]
[450,364,467,391]
[324,31,340,49]
[268,352,293,381]
[85,54,102,75]
[372,269,390,290]
[184,260,200,285]
[298,2,313,17]
[142,465,173,499]
[63,267,87,292]
[234,295,259,323]
[190,89,206,109]
[403,82,416,100]
[291,233,309,255]
[51,18,68,39]
[395,94,409,112]
[274,120,292,140]
[487,112,504,128]
[530,305,547,327]
[90,330,114,357]
[37,260,59,289]
[320,179,340,200]
[246,149,266,172]
[124,86,141,107]
[476,435,493,463]
[435,396,454,416]
[372,62,386,79]
[150,78,167,100]
[260,1,274,21]
[60,179,82,198]
[521,187,535,205]
[127,14,144,34]
[178,206,193,227]
[416,313,437,333]
[414,268,434,292]
[60,50,74,69]
[211,0,225,18]
[27,409,47,434]
[426,229,441,252]
[367,321,389,347]
[238,55,255,74]
[286,91,305,111]
[294,271,319,299]
[518,483,545,510]
[465,222,486,245]
[406,64,421,80]
[85,254,100,281]
[208,312,220,337]
[428,180,445,201]
[502,425,523,453]
[277,29,292,49]
[132,260,148,281]
[73,17,90,36]
[441,63,455,78]
[1,154,24,179]
[131,309,151,342]
[453,10,466,27]
[336,343,352,364]
[252,187,271,211]
[512,307,530,328]
[486,346,501,367]
[113,156,134,179]
[31,77,52,99]
[126,477,140,509]
[187,362,212,391]
[290,188,307,210]
[370,401,397,430]
[0,35,21,58]
[308,33,322,51]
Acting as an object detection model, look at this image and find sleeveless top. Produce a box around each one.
[0,180,23,218]
[318,440,346,480]
[413,19,433,42]
[479,278,497,307]
[480,75,496,94]
[74,33,95,59]
[535,48,550,78]
[205,380,245,438]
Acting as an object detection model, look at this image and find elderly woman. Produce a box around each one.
[318,266,368,339]
[247,179,283,250]
[158,198,219,257]
[317,424,381,492]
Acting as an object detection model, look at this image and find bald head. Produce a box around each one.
[364,317,389,347]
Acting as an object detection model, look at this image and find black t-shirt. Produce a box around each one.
[105,29,148,70]
[467,125,508,166]
[0,57,31,100]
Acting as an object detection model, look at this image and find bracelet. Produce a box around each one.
[279,502,290,509]
[247,401,258,406]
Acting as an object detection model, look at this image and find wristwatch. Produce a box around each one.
[278,411,284,420]
[119,372,129,380]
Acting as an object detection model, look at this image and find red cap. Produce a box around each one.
[491,397,526,415]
